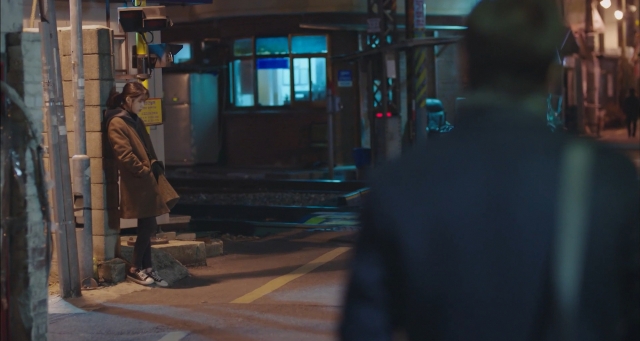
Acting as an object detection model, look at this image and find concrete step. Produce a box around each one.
[121,214,191,229]
[120,237,223,267]
[119,245,189,286]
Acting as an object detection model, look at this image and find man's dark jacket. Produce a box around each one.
[340,96,640,341]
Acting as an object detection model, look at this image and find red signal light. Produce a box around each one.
[144,18,168,29]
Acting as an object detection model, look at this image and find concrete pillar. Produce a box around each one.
[3,30,49,341]
[436,30,463,125]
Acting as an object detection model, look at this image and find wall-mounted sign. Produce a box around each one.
[367,18,381,33]
[257,58,289,69]
[337,70,353,87]
[139,98,163,126]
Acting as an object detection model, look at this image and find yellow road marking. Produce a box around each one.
[231,247,351,304]
[157,331,188,341]
[303,216,326,224]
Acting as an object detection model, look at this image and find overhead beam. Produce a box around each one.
[333,36,461,61]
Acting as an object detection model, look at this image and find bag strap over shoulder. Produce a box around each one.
[552,140,594,341]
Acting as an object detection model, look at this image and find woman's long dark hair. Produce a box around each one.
[106,82,150,109]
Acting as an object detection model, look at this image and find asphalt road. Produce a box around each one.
[48,229,356,341]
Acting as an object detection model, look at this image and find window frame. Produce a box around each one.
[230,37,256,107]
[228,34,330,110]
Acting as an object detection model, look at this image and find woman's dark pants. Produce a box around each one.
[133,217,157,270]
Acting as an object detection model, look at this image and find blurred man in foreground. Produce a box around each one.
[340,0,640,340]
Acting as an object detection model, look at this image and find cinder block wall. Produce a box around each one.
[43,26,119,263]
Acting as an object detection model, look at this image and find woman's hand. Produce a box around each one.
[151,160,165,181]
[134,165,151,177]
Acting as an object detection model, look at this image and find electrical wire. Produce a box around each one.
[138,31,154,46]
[146,31,154,44]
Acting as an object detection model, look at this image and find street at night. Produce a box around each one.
[48,230,355,341]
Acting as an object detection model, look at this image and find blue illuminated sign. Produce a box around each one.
[257,58,289,70]
[338,70,352,87]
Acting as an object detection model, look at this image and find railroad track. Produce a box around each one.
[165,178,369,235]
[169,203,362,235]
[167,178,367,194]
[171,204,356,221]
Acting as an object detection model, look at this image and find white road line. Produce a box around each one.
[48,296,87,314]
[157,331,188,341]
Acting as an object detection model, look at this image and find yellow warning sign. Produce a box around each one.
[138,98,163,126]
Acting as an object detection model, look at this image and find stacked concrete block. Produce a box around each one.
[97,258,126,283]
[50,26,119,262]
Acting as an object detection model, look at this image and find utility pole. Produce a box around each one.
[135,0,149,88]
[618,0,626,54]
[584,0,598,135]
[70,0,96,288]
[636,0,640,92]
[327,87,336,180]
[39,0,82,298]
[366,0,400,164]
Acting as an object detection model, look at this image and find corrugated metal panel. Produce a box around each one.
[164,103,194,165]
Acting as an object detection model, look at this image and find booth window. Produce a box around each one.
[173,43,192,64]
[229,35,328,108]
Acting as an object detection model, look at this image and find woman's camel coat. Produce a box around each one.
[104,108,169,219]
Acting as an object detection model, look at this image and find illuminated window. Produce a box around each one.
[256,37,289,55]
[230,35,328,108]
[292,36,327,54]
[257,58,291,106]
[292,57,327,102]
[233,38,253,57]
[173,43,191,64]
[233,59,254,106]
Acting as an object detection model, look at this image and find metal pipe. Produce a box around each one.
[70,0,94,286]
[367,60,377,166]
[135,0,149,88]
[406,0,416,143]
[30,0,38,28]
[0,57,10,341]
[106,0,111,29]
[413,0,429,143]
[575,57,586,134]
[39,0,82,298]
[379,0,390,165]
[619,0,627,55]
[586,0,594,34]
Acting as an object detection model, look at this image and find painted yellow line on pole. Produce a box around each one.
[231,247,351,304]
[414,47,428,107]
[135,0,148,88]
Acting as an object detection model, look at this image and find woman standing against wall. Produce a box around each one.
[104,82,169,287]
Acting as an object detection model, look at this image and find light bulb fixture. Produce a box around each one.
[600,0,611,9]
[614,10,624,20]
